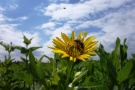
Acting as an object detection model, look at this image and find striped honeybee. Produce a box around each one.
[74,39,84,50]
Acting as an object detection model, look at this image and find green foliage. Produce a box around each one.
[0,42,15,54]
[0,36,135,90]
[23,35,33,46]
[97,37,135,90]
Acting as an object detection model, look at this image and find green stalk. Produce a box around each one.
[23,81,26,89]
[65,62,74,88]
[33,79,35,90]
[40,79,49,90]
[118,84,123,90]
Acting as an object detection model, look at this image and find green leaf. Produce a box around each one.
[20,47,28,54]
[39,55,45,62]
[97,44,109,72]
[54,53,60,60]
[36,55,45,79]
[120,46,127,63]
[37,61,44,79]
[81,76,91,86]
[20,57,28,63]
[123,38,127,45]
[57,67,67,75]
[0,42,15,53]
[29,50,38,78]
[120,38,128,63]
[117,61,133,84]
[107,61,117,83]
[0,42,8,51]
[72,69,88,87]
[23,35,33,46]
[111,37,121,71]
[14,46,21,50]
[29,46,42,51]
[21,71,33,84]
[29,53,49,89]
[129,78,135,86]
[132,54,135,59]
[116,37,120,45]
[51,73,60,85]
[0,41,2,44]
[44,55,54,73]
[44,55,53,62]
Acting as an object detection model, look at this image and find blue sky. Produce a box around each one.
[0,0,135,61]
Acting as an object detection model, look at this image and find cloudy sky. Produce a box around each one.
[0,0,135,61]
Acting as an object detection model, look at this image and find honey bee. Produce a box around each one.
[74,39,84,50]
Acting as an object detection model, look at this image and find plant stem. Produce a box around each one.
[33,79,35,90]
[65,62,74,88]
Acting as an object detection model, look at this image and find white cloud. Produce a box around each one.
[43,3,90,20]
[0,14,6,23]
[8,4,18,10]
[49,0,69,3]
[0,23,42,61]
[18,16,28,21]
[0,27,41,61]
[0,24,40,46]
[0,46,8,59]
[41,22,56,29]
[1,0,135,61]
[39,40,54,58]
[44,24,71,38]
[42,0,133,21]
[81,5,135,58]
[39,0,135,59]
[0,7,7,23]
[0,4,18,11]
[0,8,27,23]
[9,16,29,22]
[0,6,5,12]
[0,5,42,61]
[0,12,41,61]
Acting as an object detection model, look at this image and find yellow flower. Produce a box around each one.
[49,30,98,62]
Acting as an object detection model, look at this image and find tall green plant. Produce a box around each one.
[0,42,32,90]
[97,38,135,90]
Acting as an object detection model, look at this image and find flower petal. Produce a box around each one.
[84,36,95,47]
[70,57,73,61]
[85,41,98,50]
[87,51,96,55]
[61,33,71,43]
[81,31,87,42]
[48,46,55,49]
[77,32,82,39]
[56,37,65,46]
[73,58,76,62]
[61,53,69,58]
[53,39,65,50]
[71,30,75,41]
[52,49,66,54]
[77,54,90,61]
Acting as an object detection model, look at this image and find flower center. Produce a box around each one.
[65,42,84,58]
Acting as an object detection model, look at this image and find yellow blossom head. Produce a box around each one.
[48,30,98,62]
